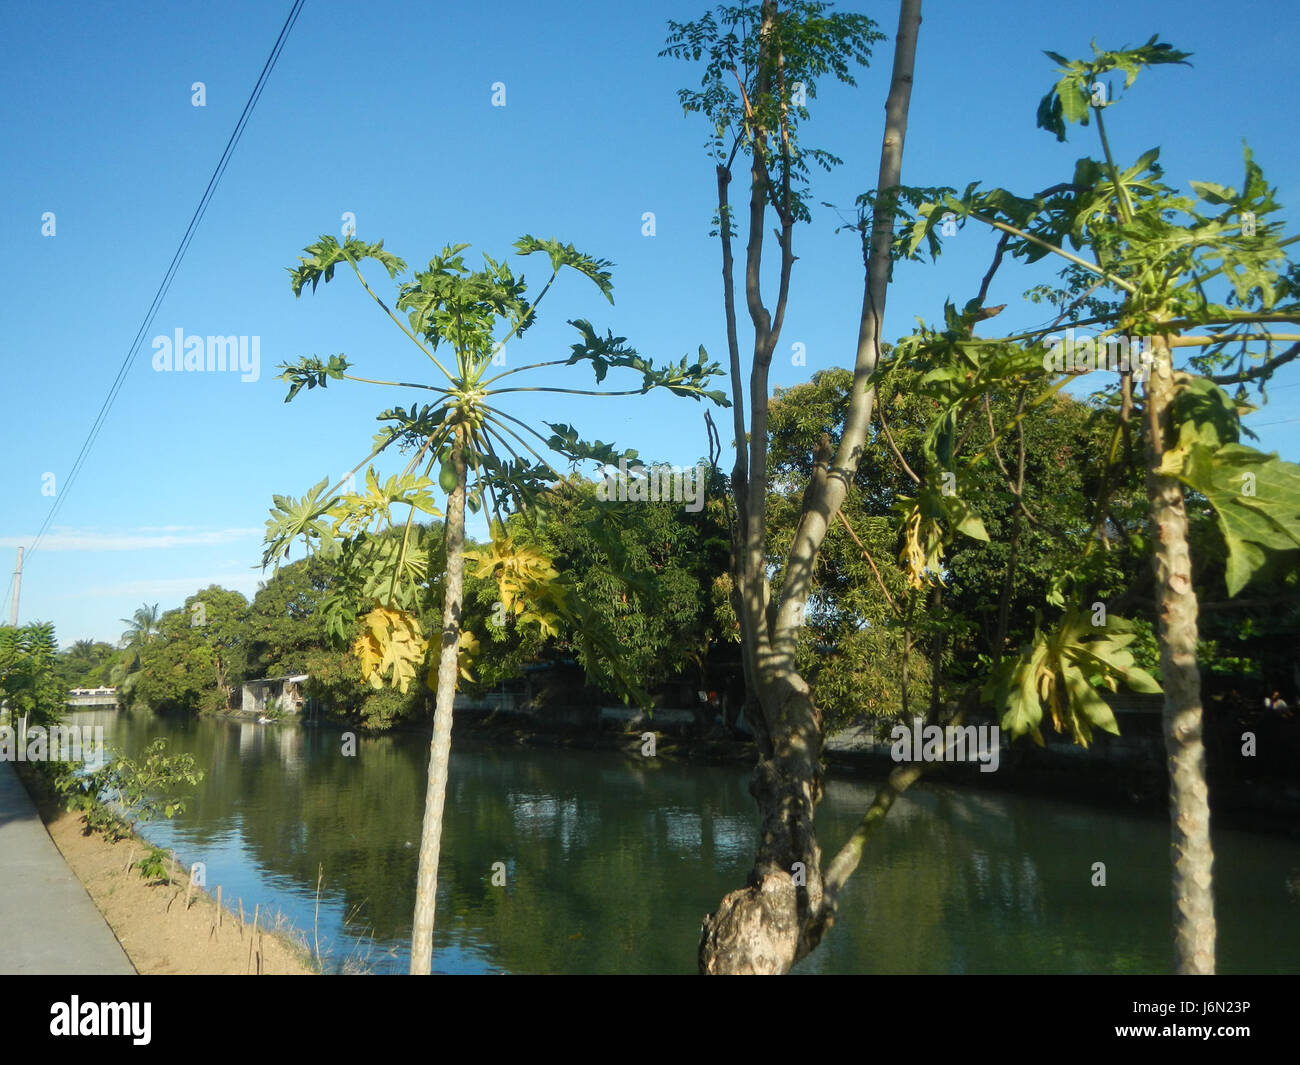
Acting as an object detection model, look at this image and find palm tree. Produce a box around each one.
[119,603,161,650]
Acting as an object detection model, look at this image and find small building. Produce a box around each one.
[240,675,308,717]
[66,687,118,708]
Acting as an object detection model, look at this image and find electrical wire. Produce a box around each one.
[24,0,307,564]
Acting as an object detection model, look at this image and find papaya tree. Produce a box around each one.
[897,37,1300,974]
[263,234,726,973]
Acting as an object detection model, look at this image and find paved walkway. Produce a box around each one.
[0,760,135,974]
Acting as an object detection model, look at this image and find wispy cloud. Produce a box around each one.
[64,574,265,600]
[0,527,262,552]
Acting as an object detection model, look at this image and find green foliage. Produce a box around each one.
[135,846,171,884]
[985,612,1161,747]
[262,477,343,568]
[0,622,65,727]
[845,183,957,266]
[279,354,351,403]
[661,2,883,223]
[764,366,1150,728]
[58,737,203,843]
[515,236,614,303]
[1161,441,1300,596]
[267,231,727,709]
[564,321,728,403]
[53,640,117,691]
[244,555,338,678]
[1035,36,1191,142]
[488,475,733,697]
[119,603,161,650]
[288,235,405,297]
[880,35,1300,750]
[133,588,249,714]
[797,624,929,733]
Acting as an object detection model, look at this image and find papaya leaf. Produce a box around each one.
[1165,443,1300,595]
[985,610,1160,748]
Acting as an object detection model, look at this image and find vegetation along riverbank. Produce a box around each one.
[12,759,316,976]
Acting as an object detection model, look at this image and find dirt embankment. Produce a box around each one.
[19,771,315,975]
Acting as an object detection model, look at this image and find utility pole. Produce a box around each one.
[9,546,22,627]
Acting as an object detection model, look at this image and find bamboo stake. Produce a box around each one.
[247,905,259,972]
[210,885,222,940]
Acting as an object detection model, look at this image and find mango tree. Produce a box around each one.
[264,234,726,973]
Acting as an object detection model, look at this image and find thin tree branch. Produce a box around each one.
[834,508,899,615]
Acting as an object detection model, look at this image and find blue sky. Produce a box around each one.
[3,0,1298,647]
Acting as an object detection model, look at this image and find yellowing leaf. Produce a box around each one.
[465,525,567,636]
[351,605,427,693]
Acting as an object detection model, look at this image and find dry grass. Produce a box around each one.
[40,806,317,976]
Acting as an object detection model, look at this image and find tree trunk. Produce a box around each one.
[409,430,467,975]
[698,0,923,975]
[1144,331,1217,975]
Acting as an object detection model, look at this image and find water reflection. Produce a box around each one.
[69,709,1300,975]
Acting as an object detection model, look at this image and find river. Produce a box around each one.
[69,709,1300,974]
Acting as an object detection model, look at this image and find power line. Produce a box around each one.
[25,0,306,562]
[1,570,14,625]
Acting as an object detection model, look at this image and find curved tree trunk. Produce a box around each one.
[409,431,467,974]
[1144,332,1217,975]
[699,0,923,975]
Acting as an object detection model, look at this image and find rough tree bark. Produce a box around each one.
[409,429,467,974]
[1143,330,1217,975]
[699,0,923,975]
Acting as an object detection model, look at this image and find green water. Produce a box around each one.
[71,709,1300,974]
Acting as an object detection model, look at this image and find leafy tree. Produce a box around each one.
[265,232,726,974]
[112,602,164,708]
[56,737,203,843]
[244,555,337,678]
[0,622,65,727]
[506,473,732,697]
[764,366,1149,729]
[134,588,249,714]
[897,37,1300,973]
[664,0,918,973]
[54,639,116,690]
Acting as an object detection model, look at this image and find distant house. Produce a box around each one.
[240,674,308,717]
[66,687,118,708]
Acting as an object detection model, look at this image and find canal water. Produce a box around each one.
[70,709,1300,974]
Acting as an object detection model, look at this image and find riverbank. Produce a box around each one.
[13,764,317,975]
[58,707,1300,973]
[207,701,1300,836]
[443,707,1300,838]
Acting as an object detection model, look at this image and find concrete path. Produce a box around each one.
[0,760,135,974]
